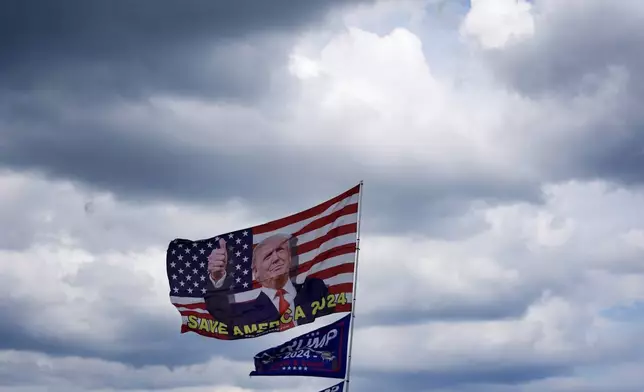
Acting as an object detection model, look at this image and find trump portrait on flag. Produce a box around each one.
[166,183,359,340]
[203,232,332,330]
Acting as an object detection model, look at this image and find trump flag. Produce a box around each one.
[320,382,344,392]
[166,184,360,340]
[249,313,351,379]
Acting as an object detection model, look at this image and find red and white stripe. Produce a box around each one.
[171,184,360,334]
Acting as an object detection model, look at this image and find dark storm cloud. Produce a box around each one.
[357,289,534,327]
[483,1,644,186]
[487,1,644,98]
[0,259,262,368]
[0,0,378,211]
[360,173,540,237]
[0,88,541,239]
[0,0,370,101]
[0,100,539,238]
[352,363,572,392]
[0,0,546,240]
[0,307,257,369]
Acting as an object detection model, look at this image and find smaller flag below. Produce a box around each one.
[319,381,345,392]
[249,314,351,379]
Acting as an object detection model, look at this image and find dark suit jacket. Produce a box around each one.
[204,275,331,329]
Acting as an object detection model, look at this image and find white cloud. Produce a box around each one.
[288,54,321,80]
[460,0,535,49]
[277,22,632,192]
[0,170,258,253]
[0,243,173,347]
[283,25,526,178]
[0,350,251,392]
[354,180,644,323]
[352,291,643,377]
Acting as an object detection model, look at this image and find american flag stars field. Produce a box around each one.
[167,229,254,297]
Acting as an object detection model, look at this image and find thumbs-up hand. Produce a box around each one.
[207,238,228,281]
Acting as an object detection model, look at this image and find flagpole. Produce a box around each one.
[344,180,363,392]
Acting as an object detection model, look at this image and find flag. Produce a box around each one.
[249,314,351,379]
[319,381,344,392]
[166,184,360,340]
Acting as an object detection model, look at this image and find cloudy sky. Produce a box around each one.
[2,0,644,391]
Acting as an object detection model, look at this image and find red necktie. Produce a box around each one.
[275,289,295,330]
